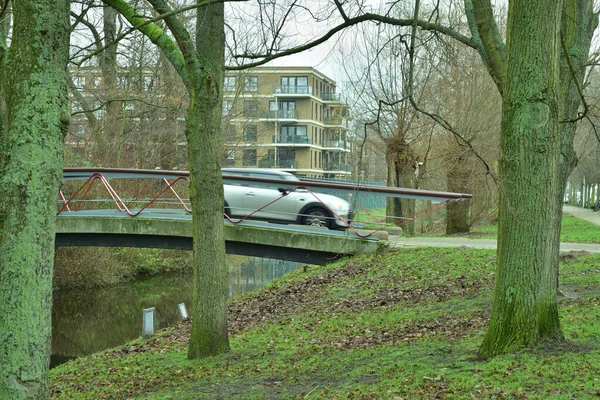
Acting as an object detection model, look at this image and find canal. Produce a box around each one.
[51,257,302,367]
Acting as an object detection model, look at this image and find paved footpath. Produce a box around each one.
[387,205,600,253]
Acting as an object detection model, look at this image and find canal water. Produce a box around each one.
[51,257,301,368]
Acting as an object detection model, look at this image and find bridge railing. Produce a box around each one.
[58,168,473,238]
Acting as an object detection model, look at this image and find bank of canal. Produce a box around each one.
[51,257,302,367]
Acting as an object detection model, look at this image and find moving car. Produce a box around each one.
[222,168,352,230]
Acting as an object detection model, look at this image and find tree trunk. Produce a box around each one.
[186,0,230,359]
[446,154,471,234]
[0,1,70,398]
[0,14,6,162]
[479,0,563,357]
[551,0,597,294]
[100,4,123,166]
[385,142,417,236]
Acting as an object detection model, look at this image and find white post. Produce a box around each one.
[142,307,155,337]
[177,303,188,321]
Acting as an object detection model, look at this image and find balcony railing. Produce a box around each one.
[262,110,298,120]
[324,163,352,173]
[323,116,348,127]
[322,93,345,103]
[258,159,297,169]
[272,135,311,144]
[322,139,350,150]
[273,85,313,95]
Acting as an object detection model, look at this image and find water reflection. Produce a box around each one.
[51,257,302,368]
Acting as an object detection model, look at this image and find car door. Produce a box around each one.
[224,184,247,218]
[240,173,306,222]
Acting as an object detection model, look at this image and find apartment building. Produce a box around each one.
[222,66,351,178]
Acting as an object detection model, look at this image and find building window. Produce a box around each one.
[71,123,87,138]
[72,75,85,90]
[244,76,258,92]
[243,125,257,141]
[87,76,102,88]
[243,149,257,166]
[243,100,259,117]
[223,124,236,140]
[117,75,130,89]
[280,76,309,94]
[223,149,235,167]
[279,125,308,143]
[71,101,83,114]
[143,75,154,91]
[281,76,308,87]
[224,76,236,91]
[93,102,105,118]
[268,100,296,118]
[222,100,233,116]
[280,125,307,136]
[123,102,134,113]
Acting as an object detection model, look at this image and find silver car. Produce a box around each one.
[222,168,352,230]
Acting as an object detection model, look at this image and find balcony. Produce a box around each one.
[322,93,346,103]
[323,116,348,128]
[272,135,311,145]
[322,139,350,150]
[261,110,298,121]
[273,85,313,96]
[258,159,297,169]
[324,163,352,173]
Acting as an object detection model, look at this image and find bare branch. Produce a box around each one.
[560,33,589,124]
[230,13,477,70]
[333,0,349,22]
[467,0,505,93]
[0,0,9,23]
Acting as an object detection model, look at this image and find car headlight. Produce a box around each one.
[328,199,348,210]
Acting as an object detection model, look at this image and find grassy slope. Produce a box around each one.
[50,247,600,399]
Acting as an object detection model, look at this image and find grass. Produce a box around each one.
[467,214,600,243]
[51,248,600,399]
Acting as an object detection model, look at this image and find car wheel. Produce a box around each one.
[302,207,331,228]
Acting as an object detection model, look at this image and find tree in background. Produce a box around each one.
[0,0,71,398]
[68,1,188,169]
[428,42,501,233]
[341,22,435,235]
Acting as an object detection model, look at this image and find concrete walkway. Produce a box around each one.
[388,205,600,253]
[562,204,600,227]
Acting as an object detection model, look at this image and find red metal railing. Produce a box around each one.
[58,169,472,239]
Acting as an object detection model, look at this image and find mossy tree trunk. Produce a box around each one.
[186,0,230,358]
[466,0,596,357]
[0,5,7,165]
[0,1,70,398]
[478,0,564,357]
[103,0,230,358]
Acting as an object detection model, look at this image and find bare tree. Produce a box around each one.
[227,0,599,357]
[341,22,435,235]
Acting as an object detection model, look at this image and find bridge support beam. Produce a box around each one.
[55,213,381,265]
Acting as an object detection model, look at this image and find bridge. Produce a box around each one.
[56,168,472,264]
